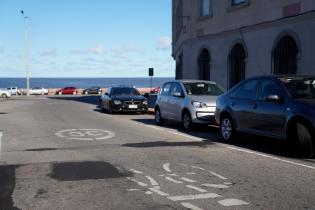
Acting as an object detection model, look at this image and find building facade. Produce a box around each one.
[172,0,315,89]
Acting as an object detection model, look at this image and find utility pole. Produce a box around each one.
[21,10,30,95]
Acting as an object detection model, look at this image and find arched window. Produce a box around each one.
[229,43,246,88]
[273,35,298,75]
[198,49,211,80]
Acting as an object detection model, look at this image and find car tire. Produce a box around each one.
[220,115,236,141]
[99,101,104,113]
[108,104,113,114]
[182,111,193,130]
[1,93,7,98]
[295,121,314,158]
[155,107,164,125]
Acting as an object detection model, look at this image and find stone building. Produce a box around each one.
[172,0,315,88]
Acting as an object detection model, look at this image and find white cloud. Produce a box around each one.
[88,45,106,54]
[156,36,171,50]
[39,49,56,56]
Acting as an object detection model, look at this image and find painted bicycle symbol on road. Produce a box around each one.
[55,129,115,141]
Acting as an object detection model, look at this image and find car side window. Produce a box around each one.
[257,79,281,101]
[170,83,183,96]
[161,83,171,96]
[231,79,258,100]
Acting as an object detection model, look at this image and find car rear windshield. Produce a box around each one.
[280,77,315,99]
[183,82,224,96]
[111,88,140,96]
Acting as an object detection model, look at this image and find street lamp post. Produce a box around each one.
[21,10,30,96]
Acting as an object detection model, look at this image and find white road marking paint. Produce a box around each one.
[168,131,204,141]
[186,172,196,175]
[202,184,229,189]
[190,166,205,171]
[145,191,153,195]
[180,177,196,183]
[209,171,228,180]
[181,202,204,210]
[168,193,221,201]
[186,185,208,193]
[169,173,178,176]
[153,186,161,190]
[145,176,159,186]
[227,146,315,170]
[165,176,183,184]
[129,169,143,174]
[223,182,233,185]
[149,187,169,196]
[218,198,249,206]
[163,163,172,173]
[55,129,115,141]
[129,178,148,187]
[144,124,165,131]
[127,189,141,191]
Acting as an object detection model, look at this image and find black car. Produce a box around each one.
[215,75,315,157]
[82,86,102,95]
[99,86,148,114]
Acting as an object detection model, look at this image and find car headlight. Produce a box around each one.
[192,101,207,108]
[113,100,121,105]
[143,100,148,105]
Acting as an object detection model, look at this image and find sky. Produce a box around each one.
[0,0,174,78]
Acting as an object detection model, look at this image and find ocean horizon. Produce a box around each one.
[0,77,174,89]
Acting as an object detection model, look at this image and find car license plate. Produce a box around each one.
[129,105,138,109]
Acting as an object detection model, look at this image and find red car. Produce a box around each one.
[56,87,78,95]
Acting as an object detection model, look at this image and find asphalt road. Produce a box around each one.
[0,95,314,210]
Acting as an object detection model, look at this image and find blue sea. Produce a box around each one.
[0,77,174,89]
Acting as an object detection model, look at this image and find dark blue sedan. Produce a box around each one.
[215,75,315,157]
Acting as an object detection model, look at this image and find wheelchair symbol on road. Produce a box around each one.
[55,129,115,141]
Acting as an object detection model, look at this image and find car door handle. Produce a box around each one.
[253,104,258,109]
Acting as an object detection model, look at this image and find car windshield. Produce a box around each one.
[111,88,140,96]
[280,77,315,99]
[183,82,224,96]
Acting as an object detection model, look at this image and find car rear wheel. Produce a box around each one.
[220,115,236,141]
[155,107,163,125]
[296,121,314,158]
[1,93,7,98]
[182,111,193,130]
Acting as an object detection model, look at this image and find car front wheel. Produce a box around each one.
[220,115,236,141]
[296,121,314,158]
[155,107,163,125]
[1,93,7,98]
[182,111,193,130]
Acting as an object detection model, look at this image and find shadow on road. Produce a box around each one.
[122,140,214,148]
[48,95,100,106]
[130,117,302,159]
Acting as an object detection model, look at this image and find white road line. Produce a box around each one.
[129,169,143,174]
[144,124,165,131]
[181,202,204,210]
[167,131,204,141]
[145,176,159,186]
[227,146,315,170]
[129,178,148,187]
[168,193,221,201]
[163,163,172,173]
[186,185,208,193]
[165,176,183,184]
[149,187,169,196]
[190,166,205,171]
[145,191,153,195]
[127,189,141,191]
[218,198,249,206]
[209,171,228,180]
[180,177,196,183]
[202,184,229,189]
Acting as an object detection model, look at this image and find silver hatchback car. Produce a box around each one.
[154,80,224,130]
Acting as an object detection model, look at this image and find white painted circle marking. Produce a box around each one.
[55,129,115,141]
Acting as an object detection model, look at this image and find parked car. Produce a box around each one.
[215,75,315,157]
[99,86,148,114]
[0,89,12,98]
[56,87,78,95]
[82,86,102,95]
[6,86,21,95]
[26,87,49,95]
[154,80,224,130]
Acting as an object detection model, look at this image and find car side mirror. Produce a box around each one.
[265,94,281,103]
[172,92,184,98]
